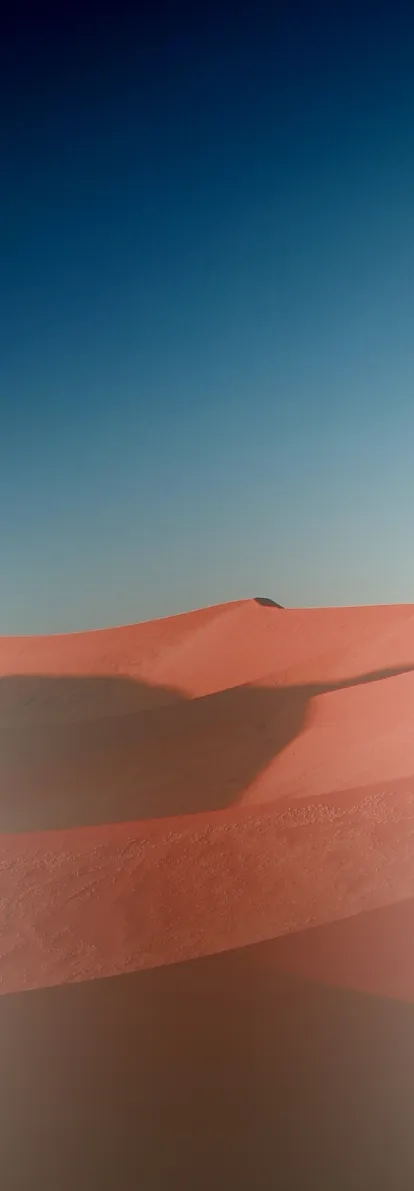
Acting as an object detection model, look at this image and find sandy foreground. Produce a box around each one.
[2,597,414,1187]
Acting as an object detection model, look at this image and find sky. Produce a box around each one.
[2,0,414,634]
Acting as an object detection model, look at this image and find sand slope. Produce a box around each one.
[3,597,414,1188]
[2,596,414,999]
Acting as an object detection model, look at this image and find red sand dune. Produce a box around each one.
[2,595,414,998]
[3,596,414,1187]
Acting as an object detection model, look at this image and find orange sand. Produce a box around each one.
[1,596,414,1000]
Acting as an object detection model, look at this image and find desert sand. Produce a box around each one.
[2,596,414,1188]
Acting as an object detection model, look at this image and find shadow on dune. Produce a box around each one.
[0,672,183,726]
[2,921,414,1189]
[254,596,284,608]
[0,663,413,832]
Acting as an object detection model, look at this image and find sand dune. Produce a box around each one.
[2,594,414,994]
[3,596,414,1186]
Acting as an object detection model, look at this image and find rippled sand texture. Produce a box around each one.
[2,597,414,1188]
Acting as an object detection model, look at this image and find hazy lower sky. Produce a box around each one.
[2,2,414,634]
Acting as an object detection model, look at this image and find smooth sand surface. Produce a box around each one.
[2,597,414,1187]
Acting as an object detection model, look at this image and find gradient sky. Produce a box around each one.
[2,1,414,634]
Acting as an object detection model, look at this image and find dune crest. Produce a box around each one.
[1,596,414,1002]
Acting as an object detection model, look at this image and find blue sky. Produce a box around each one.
[2,2,414,633]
